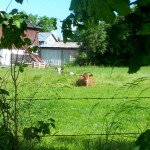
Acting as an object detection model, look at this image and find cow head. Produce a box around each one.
[76,73,94,87]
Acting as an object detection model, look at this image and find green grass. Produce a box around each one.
[0,66,150,149]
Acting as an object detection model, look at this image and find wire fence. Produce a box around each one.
[4,95,150,149]
[7,96,150,101]
[15,96,150,138]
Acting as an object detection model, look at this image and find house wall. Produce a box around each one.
[40,48,78,66]
[0,49,10,65]
[41,49,62,66]
[0,49,24,65]
[0,26,39,66]
[25,29,39,46]
[44,35,56,45]
[0,27,39,46]
[39,34,57,46]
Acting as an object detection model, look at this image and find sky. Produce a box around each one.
[0,0,135,38]
[0,0,72,37]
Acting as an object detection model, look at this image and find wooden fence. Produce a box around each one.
[32,62,47,68]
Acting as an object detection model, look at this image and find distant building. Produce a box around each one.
[38,31,58,46]
[0,22,41,66]
[39,41,79,66]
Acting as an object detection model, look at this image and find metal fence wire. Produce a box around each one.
[7,96,150,101]
[13,96,150,138]
[3,95,150,149]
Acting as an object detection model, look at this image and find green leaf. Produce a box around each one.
[19,66,24,73]
[0,16,3,25]
[28,46,39,53]
[24,38,31,46]
[4,13,11,19]
[14,20,21,28]
[70,0,116,23]
[1,103,11,109]
[49,118,55,123]
[69,0,86,11]
[42,128,50,135]
[88,0,116,23]
[137,23,150,35]
[135,129,150,149]
[63,29,74,43]
[15,0,23,4]
[10,9,18,15]
[0,89,9,96]
[3,21,9,25]
[77,24,86,30]
[51,123,56,129]
[107,0,130,16]
[38,121,43,125]
[22,64,28,67]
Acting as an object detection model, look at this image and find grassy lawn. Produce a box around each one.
[0,66,150,149]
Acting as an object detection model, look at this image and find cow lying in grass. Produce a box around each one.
[76,73,94,87]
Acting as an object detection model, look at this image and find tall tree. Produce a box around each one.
[62,0,150,73]
[38,16,57,32]
[27,14,57,32]
[76,23,109,65]
[27,13,38,25]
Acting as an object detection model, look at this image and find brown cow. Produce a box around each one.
[76,73,94,87]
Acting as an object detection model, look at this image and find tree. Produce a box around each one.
[38,16,57,32]
[75,23,109,65]
[75,17,134,67]
[106,16,135,66]
[62,0,150,73]
[0,1,55,149]
[27,13,38,25]
[27,13,57,32]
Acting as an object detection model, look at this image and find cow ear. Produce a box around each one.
[89,74,93,77]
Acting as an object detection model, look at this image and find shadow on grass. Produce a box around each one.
[30,135,136,150]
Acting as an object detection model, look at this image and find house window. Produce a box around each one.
[39,41,44,45]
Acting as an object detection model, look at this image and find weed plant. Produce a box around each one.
[0,66,150,149]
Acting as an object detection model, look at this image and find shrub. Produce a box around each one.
[75,52,88,66]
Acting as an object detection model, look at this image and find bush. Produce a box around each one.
[75,52,88,66]
[63,61,76,67]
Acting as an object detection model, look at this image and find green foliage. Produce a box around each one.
[16,63,28,73]
[15,0,24,4]
[0,126,15,150]
[23,119,55,142]
[135,129,150,150]
[0,66,150,149]
[74,19,132,66]
[77,23,109,65]
[27,14,57,32]
[0,88,9,96]
[0,10,29,49]
[38,16,57,32]
[28,45,39,53]
[69,0,130,23]
[63,0,150,73]
[0,87,15,149]
[75,52,88,66]
[27,13,39,25]
[0,6,55,149]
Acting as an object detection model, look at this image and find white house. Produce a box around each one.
[0,49,24,66]
[0,29,80,67]
[0,22,40,66]
[38,31,58,46]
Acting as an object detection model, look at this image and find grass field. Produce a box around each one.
[0,66,150,149]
